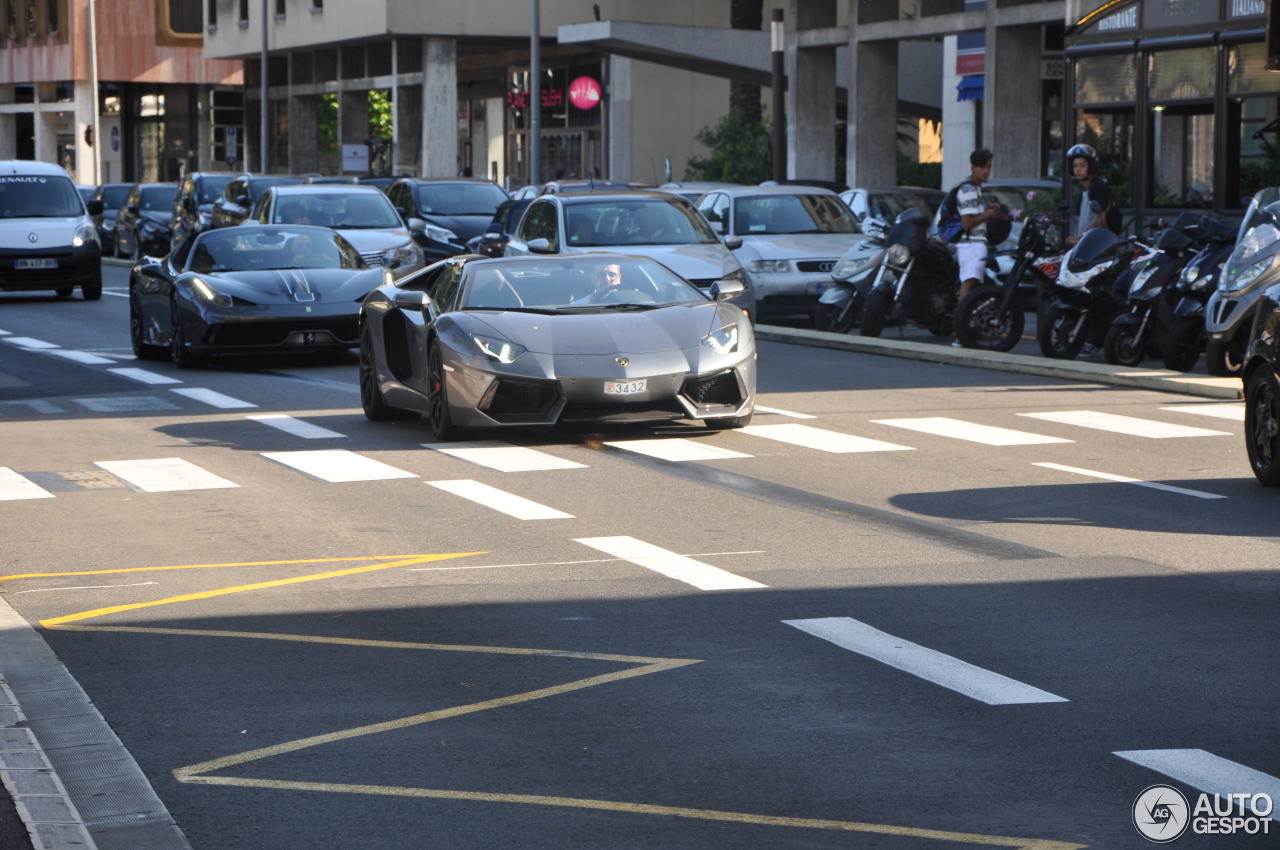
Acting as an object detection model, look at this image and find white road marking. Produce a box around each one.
[47,350,116,365]
[405,550,767,572]
[171,387,257,409]
[108,367,183,385]
[423,441,586,471]
[0,328,9,335]
[250,414,345,439]
[1033,462,1227,500]
[0,468,55,501]
[574,536,766,591]
[871,417,1072,446]
[74,396,180,413]
[1114,750,1280,818]
[261,450,417,483]
[784,617,1069,706]
[16,581,159,594]
[1019,410,1229,438]
[102,290,129,298]
[0,399,63,414]
[754,405,817,419]
[4,337,58,349]
[603,437,752,462]
[739,423,913,454]
[427,479,574,520]
[1159,403,1245,422]
[93,458,240,492]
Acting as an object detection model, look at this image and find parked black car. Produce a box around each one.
[170,171,235,251]
[466,199,532,257]
[211,174,304,229]
[115,182,177,261]
[92,182,134,256]
[386,178,509,261]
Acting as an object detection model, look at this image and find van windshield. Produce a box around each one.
[0,176,84,218]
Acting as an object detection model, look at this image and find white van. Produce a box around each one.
[0,160,103,299]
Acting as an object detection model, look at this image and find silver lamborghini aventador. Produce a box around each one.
[357,253,756,439]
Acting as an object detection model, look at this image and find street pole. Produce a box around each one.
[771,8,785,183]
[260,0,269,173]
[86,0,101,183]
[530,0,541,187]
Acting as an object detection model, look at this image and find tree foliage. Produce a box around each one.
[684,110,772,184]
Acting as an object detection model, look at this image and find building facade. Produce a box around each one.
[0,0,242,184]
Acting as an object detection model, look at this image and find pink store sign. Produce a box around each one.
[568,76,602,110]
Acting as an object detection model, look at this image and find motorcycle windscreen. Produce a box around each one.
[1068,227,1120,272]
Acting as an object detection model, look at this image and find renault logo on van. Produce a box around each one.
[27,232,38,243]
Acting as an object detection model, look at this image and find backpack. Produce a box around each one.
[936,182,967,245]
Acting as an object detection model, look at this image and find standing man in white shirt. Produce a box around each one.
[954,148,1001,301]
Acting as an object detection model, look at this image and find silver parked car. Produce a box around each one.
[696,185,868,322]
[250,184,425,279]
[504,190,755,319]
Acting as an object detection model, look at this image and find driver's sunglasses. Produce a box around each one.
[596,269,621,280]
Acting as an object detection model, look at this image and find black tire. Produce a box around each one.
[427,341,462,440]
[1245,369,1280,486]
[859,288,891,338]
[169,298,204,368]
[1103,321,1145,367]
[129,291,167,361]
[705,412,753,430]
[814,300,857,334]
[1162,317,1202,372]
[81,273,102,301]
[1205,339,1244,377]
[955,285,1024,351]
[359,325,416,422]
[1037,307,1087,359]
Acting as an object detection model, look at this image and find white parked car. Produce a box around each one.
[696,185,869,322]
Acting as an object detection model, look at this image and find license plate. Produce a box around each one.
[604,379,647,395]
[16,258,56,270]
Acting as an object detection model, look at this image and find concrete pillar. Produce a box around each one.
[421,36,457,178]
[786,0,837,181]
[941,35,978,190]
[341,90,369,148]
[72,80,97,183]
[608,55,632,182]
[0,86,16,161]
[484,96,503,185]
[289,95,319,174]
[984,23,1041,180]
[846,38,898,188]
[195,90,212,173]
[395,85,422,176]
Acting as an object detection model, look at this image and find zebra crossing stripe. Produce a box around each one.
[575,536,766,591]
[1019,410,1229,438]
[4,337,58,349]
[1034,462,1226,500]
[0,468,54,501]
[48,350,115,365]
[871,417,1071,446]
[603,438,751,462]
[170,388,257,409]
[739,423,913,454]
[1114,750,1280,818]
[1159,404,1245,422]
[261,450,417,483]
[423,441,586,471]
[109,367,183,385]
[427,479,573,519]
[93,458,239,493]
[250,414,345,439]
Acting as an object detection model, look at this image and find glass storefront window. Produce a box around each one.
[1075,54,1137,104]
[1228,42,1280,95]
[1077,109,1135,206]
[1148,47,1216,101]
[1150,106,1214,206]
[1232,95,1280,206]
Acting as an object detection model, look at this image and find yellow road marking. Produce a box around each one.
[1,554,440,583]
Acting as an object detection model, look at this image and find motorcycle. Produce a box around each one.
[816,233,885,333]
[1161,215,1237,372]
[858,208,958,338]
[1202,188,1280,377]
[1102,213,1202,367]
[1038,225,1149,360]
[954,213,1058,351]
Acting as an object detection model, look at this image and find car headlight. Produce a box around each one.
[702,324,739,355]
[748,259,790,274]
[189,277,233,308]
[72,224,98,247]
[472,334,526,364]
[1221,256,1272,293]
[425,224,459,245]
[385,242,424,268]
[886,243,911,266]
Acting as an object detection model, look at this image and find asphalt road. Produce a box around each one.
[0,267,1277,849]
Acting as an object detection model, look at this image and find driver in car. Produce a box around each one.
[572,261,625,304]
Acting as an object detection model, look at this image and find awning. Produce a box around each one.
[956,74,984,102]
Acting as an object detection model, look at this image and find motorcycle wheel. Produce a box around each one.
[859,289,891,338]
[1245,369,1280,486]
[1037,307,1087,360]
[1205,339,1244,377]
[1103,322,1145,367]
[814,301,856,334]
[1162,317,1202,372]
[955,285,1024,351]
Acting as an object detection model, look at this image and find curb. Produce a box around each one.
[0,594,192,850]
[755,325,1244,401]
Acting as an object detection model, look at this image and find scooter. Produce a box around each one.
[954,213,1058,351]
[1161,216,1237,372]
[1103,213,1202,367]
[1202,188,1280,377]
[859,209,958,338]
[816,236,885,333]
[1039,225,1149,360]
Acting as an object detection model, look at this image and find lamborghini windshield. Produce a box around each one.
[460,256,709,312]
[187,227,363,272]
